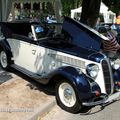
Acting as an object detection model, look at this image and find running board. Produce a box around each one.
[11,64,47,84]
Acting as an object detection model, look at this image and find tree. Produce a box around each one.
[61,0,82,16]
[102,0,120,16]
[80,0,101,28]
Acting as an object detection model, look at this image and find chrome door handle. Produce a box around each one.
[32,50,36,55]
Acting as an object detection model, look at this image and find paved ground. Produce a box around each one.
[1,66,120,120]
[40,99,120,120]
[0,67,56,120]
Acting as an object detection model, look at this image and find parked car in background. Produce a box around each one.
[0,17,120,113]
[46,15,57,23]
[111,24,120,32]
[97,23,120,44]
[111,23,120,43]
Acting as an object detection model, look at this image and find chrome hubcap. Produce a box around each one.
[58,82,76,107]
[64,88,72,100]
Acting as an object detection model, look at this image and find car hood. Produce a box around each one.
[62,17,107,51]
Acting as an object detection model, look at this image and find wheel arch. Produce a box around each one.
[0,39,13,63]
[48,66,92,101]
[0,39,12,53]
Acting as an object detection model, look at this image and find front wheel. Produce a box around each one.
[56,80,82,113]
[0,50,10,69]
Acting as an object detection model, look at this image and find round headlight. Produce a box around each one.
[86,64,99,78]
[111,61,120,70]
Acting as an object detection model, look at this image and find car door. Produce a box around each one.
[7,38,31,68]
[9,39,51,74]
[35,47,59,75]
[25,44,47,74]
[7,37,61,75]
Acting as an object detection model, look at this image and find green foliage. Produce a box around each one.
[102,0,120,15]
[61,0,120,16]
[61,0,82,16]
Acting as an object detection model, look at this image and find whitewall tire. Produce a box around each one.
[56,80,82,113]
[0,50,9,69]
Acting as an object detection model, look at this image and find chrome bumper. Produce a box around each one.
[82,92,120,106]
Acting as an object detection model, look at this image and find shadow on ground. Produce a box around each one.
[0,70,13,84]
[12,68,55,96]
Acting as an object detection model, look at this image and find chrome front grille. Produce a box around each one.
[102,59,112,95]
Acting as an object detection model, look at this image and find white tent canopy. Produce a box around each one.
[71,7,82,20]
[71,2,116,23]
[106,10,116,23]
[99,2,108,13]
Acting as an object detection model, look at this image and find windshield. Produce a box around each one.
[34,25,45,38]
[33,23,62,40]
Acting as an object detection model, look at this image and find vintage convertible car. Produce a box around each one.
[0,17,120,113]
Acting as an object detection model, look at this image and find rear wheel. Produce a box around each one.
[0,50,10,69]
[56,80,82,113]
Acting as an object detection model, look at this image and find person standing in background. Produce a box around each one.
[98,26,120,58]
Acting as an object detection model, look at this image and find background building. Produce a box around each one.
[12,2,55,22]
